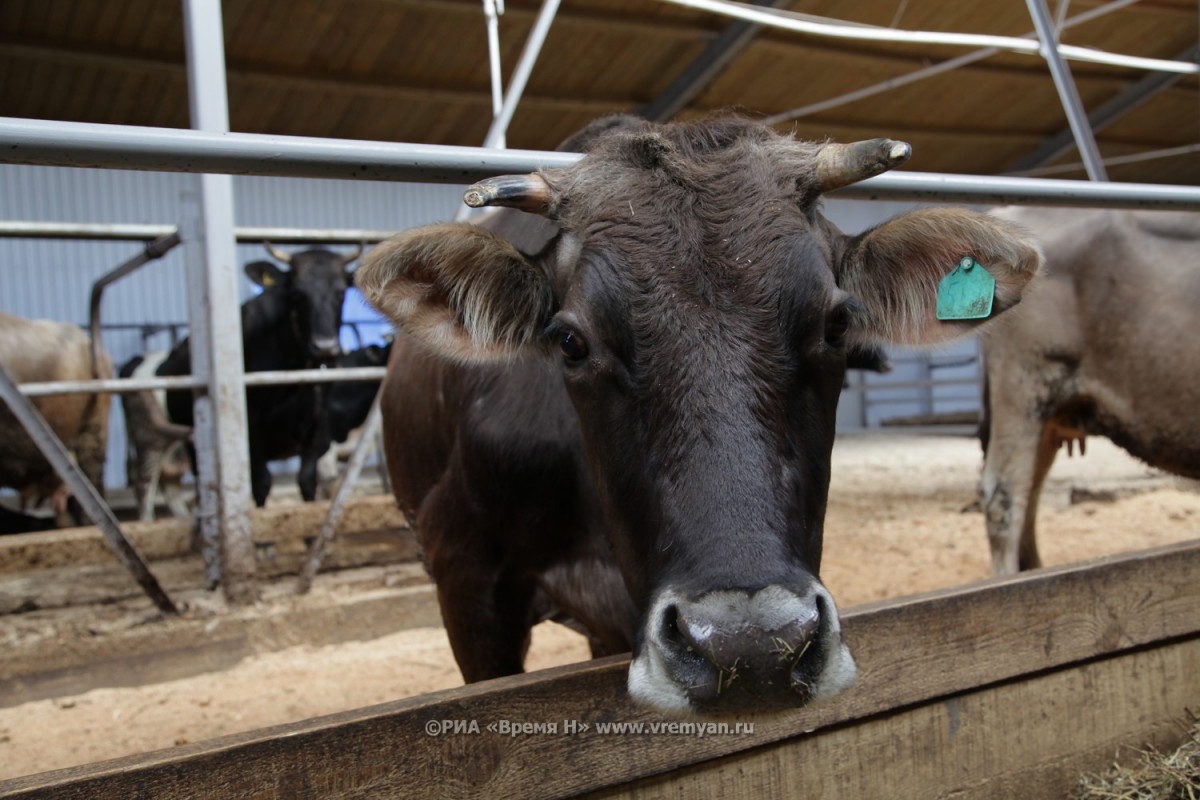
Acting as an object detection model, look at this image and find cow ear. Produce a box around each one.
[356,222,554,363]
[245,260,288,289]
[835,207,1043,347]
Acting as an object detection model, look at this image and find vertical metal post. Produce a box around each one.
[182,0,258,604]
[483,0,562,149]
[483,0,506,148]
[1025,0,1108,181]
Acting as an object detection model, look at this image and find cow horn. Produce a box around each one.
[263,241,293,264]
[341,242,364,266]
[464,174,553,215]
[815,138,911,193]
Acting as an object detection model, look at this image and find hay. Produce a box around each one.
[1074,711,1200,800]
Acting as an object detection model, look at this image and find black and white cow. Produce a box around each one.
[159,243,360,507]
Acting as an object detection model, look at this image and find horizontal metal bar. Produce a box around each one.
[833,171,1200,210]
[6,117,1200,210]
[0,117,578,184]
[235,227,395,245]
[0,222,178,240]
[16,366,388,397]
[858,377,982,392]
[242,366,388,386]
[0,221,399,243]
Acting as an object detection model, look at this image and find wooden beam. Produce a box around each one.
[587,637,1200,799]
[1,537,1197,798]
[0,495,410,574]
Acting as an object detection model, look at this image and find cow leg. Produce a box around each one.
[418,486,538,682]
[315,449,339,499]
[980,416,1057,575]
[297,388,332,503]
[297,434,331,502]
[250,457,272,508]
[434,562,538,682]
[138,449,163,523]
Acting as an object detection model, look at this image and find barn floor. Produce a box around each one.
[0,433,1198,782]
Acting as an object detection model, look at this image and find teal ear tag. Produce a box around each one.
[936,256,996,320]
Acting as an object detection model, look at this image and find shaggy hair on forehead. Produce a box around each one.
[546,115,828,221]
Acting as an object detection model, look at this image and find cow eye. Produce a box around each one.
[559,329,589,363]
[824,303,856,348]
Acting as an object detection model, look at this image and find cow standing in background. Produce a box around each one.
[158,243,360,507]
[0,310,112,527]
[978,207,1200,575]
[359,114,1043,714]
[315,339,393,497]
[119,350,193,522]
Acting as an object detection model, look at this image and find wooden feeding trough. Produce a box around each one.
[2,538,1198,799]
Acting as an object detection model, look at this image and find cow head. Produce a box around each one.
[359,116,1041,714]
[246,243,362,363]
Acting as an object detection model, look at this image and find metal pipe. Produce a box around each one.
[88,233,183,379]
[7,118,1200,209]
[1024,0,1107,181]
[15,367,389,398]
[483,0,563,149]
[829,171,1200,209]
[234,227,392,244]
[0,222,179,240]
[483,0,506,148]
[657,0,1199,74]
[0,364,179,616]
[0,221,395,244]
[0,117,580,181]
[183,0,257,603]
[763,0,1141,125]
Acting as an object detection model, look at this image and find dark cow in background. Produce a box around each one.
[159,242,360,507]
[315,339,393,496]
[978,207,1200,575]
[358,114,1042,714]
[0,310,112,529]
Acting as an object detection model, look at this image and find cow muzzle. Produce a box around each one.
[627,584,857,714]
[310,336,342,362]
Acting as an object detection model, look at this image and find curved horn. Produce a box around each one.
[263,241,293,264]
[815,138,912,193]
[464,174,553,215]
[341,242,364,266]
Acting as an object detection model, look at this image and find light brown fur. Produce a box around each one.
[0,311,112,518]
[979,207,1200,574]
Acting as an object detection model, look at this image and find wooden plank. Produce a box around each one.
[586,636,1200,800]
[0,495,410,573]
[1,538,1198,799]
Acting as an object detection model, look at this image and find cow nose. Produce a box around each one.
[311,337,341,360]
[658,588,822,708]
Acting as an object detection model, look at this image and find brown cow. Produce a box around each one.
[359,115,1042,714]
[979,207,1200,575]
[0,310,112,526]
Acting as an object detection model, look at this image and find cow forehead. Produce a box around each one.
[291,252,350,285]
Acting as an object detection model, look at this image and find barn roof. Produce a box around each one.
[2,0,1198,185]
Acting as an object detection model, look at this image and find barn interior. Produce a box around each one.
[3,0,1199,183]
[2,0,1200,793]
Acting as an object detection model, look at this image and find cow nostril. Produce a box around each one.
[660,603,707,665]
